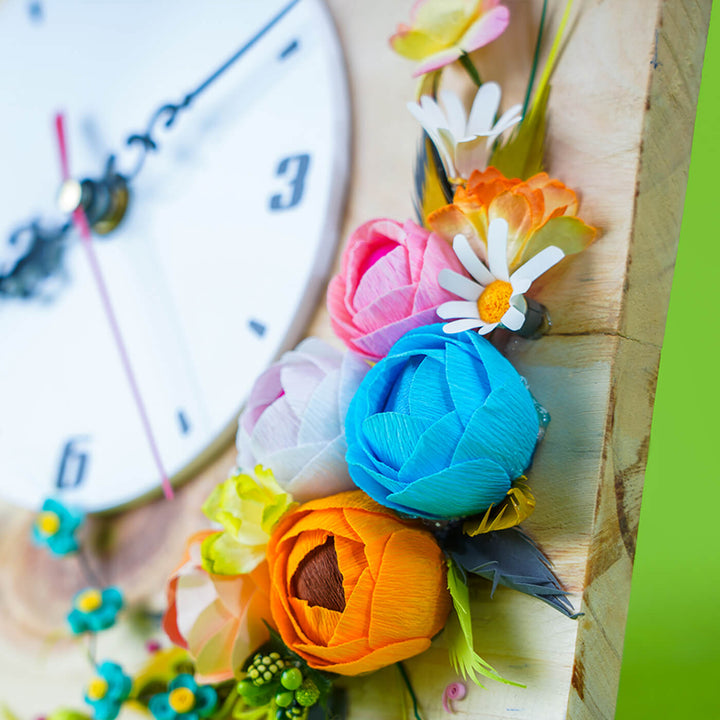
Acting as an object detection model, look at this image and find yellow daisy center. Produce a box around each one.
[87,677,109,701]
[477,280,513,323]
[168,687,196,713]
[37,511,61,536]
[76,588,103,613]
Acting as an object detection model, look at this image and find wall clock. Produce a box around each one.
[0,0,350,512]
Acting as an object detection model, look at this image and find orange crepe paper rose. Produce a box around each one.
[163,531,273,683]
[266,490,451,676]
[428,166,597,272]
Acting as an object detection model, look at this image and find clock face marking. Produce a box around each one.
[55,438,91,490]
[0,0,350,511]
[280,40,300,60]
[176,411,192,437]
[248,319,268,338]
[270,154,312,212]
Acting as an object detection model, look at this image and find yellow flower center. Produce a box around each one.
[168,687,196,714]
[76,588,103,613]
[477,280,513,323]
[37,511,61,536]
[87,677,109,701]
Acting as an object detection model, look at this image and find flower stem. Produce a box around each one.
[458,53,482,87]
[77,545,105,588]
[397,663,423,720]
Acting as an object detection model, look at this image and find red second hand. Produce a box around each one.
[54,112,174,500]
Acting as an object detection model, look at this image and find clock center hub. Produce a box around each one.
[56,169,130,236]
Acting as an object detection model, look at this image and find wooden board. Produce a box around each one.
[0,1,710,718]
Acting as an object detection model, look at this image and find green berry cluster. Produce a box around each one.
[237,653,321,720]
[246,652,287,686]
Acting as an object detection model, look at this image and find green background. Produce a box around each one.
[615,3,720,717]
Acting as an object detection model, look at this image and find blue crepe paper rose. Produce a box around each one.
[67,587,124,635]
[32,498,84,556]
[84,661,132,720]
[149,674,217,720]
[345,324,540,519]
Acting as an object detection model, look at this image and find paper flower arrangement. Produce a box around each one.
[29,3,600,720]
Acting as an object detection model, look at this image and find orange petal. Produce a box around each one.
[369,529,449,647]
[329,567,374,645]
[297,637,433,676]
[488,191,534,267]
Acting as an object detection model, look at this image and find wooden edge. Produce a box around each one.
[567,2,712,718]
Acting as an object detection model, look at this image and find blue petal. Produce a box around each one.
[67,609,88,634]
[407,356,453,422]
[383,355,420,413]
[171,674,198,693]
[387,458,511,518]
[149,695,175,720]
[347,420,401,484]
[48,532,78,556]
[347,447,404,497]
[444,342,490,425]
[468,332,521,391]
[194,687,218,716]
[398,411,463,482]
[362,413,429,471]
[94,699,121,720]
[102,587,124,611]
[453,381,539,475]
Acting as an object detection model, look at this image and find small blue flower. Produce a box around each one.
[67,587,124,635]
[84,661,132,720]
[32,498,84,556]
[149,674,217,720]
[345,324,540,519]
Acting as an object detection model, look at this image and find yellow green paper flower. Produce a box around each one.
[201,466,296,575]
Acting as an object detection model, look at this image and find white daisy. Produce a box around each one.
[437,218,564,335]
[407,83,522,182]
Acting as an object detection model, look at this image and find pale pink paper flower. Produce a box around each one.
[391,0,510,77]
[236,338,369,502]
[327,218,465,361]
[163,532,272,683]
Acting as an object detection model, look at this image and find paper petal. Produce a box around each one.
[453,234,494,285]
[487,218,510,281]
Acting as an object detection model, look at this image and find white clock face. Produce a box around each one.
[0,0,350,511]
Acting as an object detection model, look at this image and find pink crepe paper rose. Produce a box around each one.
[390,0,510,77]
[236,338,369,502]
[163,531,273,683]
[327,218,465,360]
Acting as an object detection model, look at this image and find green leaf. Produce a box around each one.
[490,0,574,179]
[519,216,597,264]
[489,82,549,180]
[445,558,524,688]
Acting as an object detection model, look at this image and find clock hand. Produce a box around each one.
[124,0,302,180]
[54,112,174,501]
[2,0,302,291]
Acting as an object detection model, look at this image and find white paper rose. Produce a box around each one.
[236,338,370,502]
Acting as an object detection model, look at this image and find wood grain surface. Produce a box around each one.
[0,1,710,719]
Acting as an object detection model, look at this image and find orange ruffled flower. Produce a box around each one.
[163,531,273,683]
[266,491,451,676]
[428,166,598,272]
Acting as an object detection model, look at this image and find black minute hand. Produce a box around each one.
[124,0,302,180]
